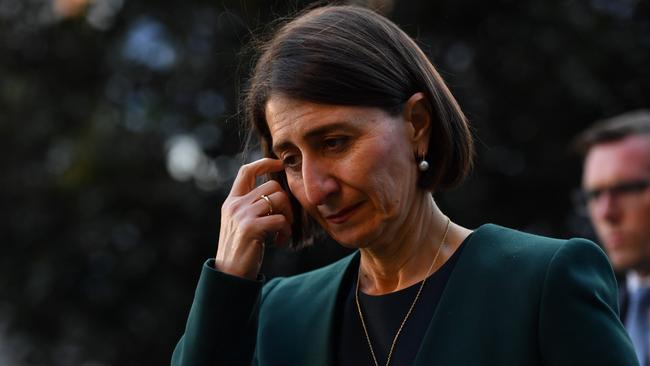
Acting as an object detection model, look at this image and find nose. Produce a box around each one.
[301,156,339,206]
[591,192,622,224]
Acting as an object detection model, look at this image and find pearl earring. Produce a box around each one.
[418,160,429,171]
[418,155,429,171]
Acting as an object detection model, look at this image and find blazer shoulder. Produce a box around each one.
[476,223,597,255]
[467,224,602,275]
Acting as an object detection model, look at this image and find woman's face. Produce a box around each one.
[265,94,427,248]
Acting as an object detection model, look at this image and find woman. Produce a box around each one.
[172,5,637,366]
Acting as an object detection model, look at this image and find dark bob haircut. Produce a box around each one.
[243,5,474,246]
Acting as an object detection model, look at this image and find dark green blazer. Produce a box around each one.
[172,224,638,365]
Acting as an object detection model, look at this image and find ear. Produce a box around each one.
[402,92,432,154]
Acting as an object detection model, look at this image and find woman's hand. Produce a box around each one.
[215,158,294,280]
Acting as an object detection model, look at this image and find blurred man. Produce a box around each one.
[575,109,650,366]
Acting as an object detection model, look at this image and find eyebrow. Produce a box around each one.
[271,121,355,154]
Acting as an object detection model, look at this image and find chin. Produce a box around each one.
[611,254,640,273]
[328,227,378,249]
[334,240,368,250]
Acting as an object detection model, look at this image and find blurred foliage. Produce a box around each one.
[0,0,648,364]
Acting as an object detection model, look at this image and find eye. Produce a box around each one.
[282,154,302,171]
[584,188,602,203]
[322,136,349,151]
[614,180,650,195]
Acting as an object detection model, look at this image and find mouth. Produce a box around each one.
[324,202,364,224]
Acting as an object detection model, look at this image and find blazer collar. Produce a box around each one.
[305,224,488,366]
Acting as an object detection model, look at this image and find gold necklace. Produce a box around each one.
[355,217,451,366]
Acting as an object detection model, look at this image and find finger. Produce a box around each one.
[248,179,283,202]
[250,190,294,224]
[254,214,292,244]
[230,158,285,196]
[243,179,294,224]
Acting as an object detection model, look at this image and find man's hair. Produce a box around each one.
[574,109,650,155]
[243,5,474,247]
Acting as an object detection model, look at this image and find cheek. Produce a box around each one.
[361,139,414,207]
[286,175,305,204]
[385,134,414,175]
[630,204,650,231]
[287,175,317,211]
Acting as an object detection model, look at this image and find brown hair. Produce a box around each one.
[243,5,474,246]
[573,109,650,155]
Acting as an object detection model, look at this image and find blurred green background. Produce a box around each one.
[1,0,648,364]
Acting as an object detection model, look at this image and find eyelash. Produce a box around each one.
[322,136,349,151]
[281,136,351,172]
[282,155,301,171]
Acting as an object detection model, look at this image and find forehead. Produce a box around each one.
[583,135,650,185]
[264,95,392,147]
[265,95,335,134]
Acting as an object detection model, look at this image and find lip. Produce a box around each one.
[324,202,363,224]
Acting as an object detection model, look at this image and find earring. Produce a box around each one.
[418,153,429,172]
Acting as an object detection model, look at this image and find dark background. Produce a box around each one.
[1,0,648,364]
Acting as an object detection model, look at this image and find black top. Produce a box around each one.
[336,237,468,366]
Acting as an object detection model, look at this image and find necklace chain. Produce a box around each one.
[355,217,451,366]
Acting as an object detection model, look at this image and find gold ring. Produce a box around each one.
[260,194,273,216]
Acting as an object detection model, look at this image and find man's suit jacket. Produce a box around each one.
[619,276,630,323]
[172,224,638,365]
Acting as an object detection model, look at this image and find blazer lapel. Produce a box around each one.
[413,225,485,365]
[618,274,629,322]
[299,253,359,366]
[258,252,359,366]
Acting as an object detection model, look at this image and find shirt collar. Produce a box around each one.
[626,271,650,293]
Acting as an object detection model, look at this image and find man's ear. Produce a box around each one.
[403,92,432,153]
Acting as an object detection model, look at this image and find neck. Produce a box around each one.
[358,194,449,295]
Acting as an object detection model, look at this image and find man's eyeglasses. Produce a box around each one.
[575,179,650,211]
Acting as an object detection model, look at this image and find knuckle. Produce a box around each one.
[230,199,243,211]
[221,199,237,215]
[221,202,232,215]
[239,217,254,231]
[223,198,249,218]
[239,163,254,177]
